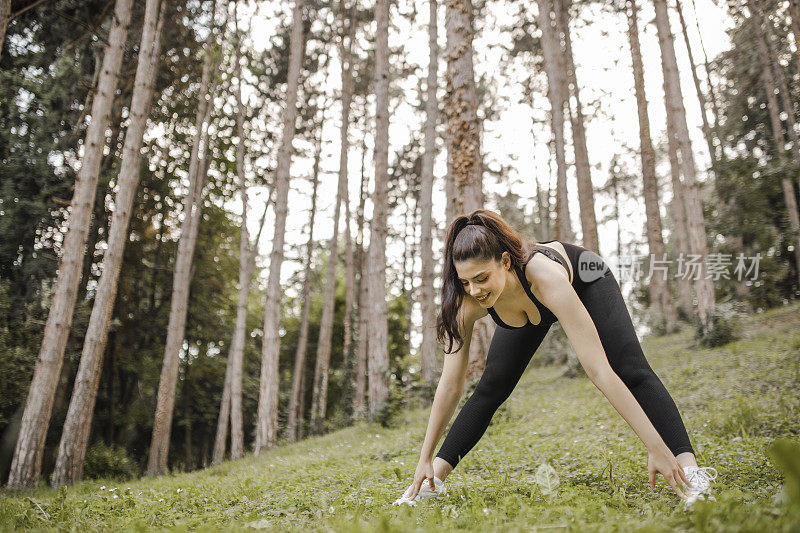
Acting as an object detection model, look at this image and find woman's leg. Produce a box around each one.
[578,271,695,458]
[434,321,552,478]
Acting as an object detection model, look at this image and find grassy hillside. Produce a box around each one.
[2,303,799,532]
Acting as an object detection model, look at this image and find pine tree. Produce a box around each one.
[148,0,223,475]
[367,0,390,416]
[7,0,134,488]
[51,0,166,487]
[419,0,439,386]
[653,0,716,335]
[255,0,307,453]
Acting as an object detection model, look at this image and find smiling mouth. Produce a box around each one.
[475,292,491,302]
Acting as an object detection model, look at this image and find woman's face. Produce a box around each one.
[454,251,513,307]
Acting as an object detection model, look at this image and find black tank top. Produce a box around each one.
[486,240,603,329]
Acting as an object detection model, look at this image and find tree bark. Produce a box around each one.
[7,0,134,489]
[653,0,715,335]
[0,0,10,57]
[786,0,800,77]
[353,135,369,418]
[340,2,358,410]
[212,5,254,463]
[627,0,678,334]
[51,0,165,487]
[444,0,491,382]
[675,0,717,169]
[747,0,800,285]
[254,0,306,453]
[556,0,599,252]
[367,0,391,416]
[536,0,572,243]
[420,0,439,385]
[309,3,355,433]
[147,0,221,475]
[758,1,800,161]
[285,121,323,442]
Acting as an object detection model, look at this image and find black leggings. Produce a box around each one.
[435,270,695,469]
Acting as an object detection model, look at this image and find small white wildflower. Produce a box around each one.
[328,506,335,513]
[109,487,116,492]
[100,485,106,490]
[113,494,118,499]
[177,488,183,493]
[483,507,490,515]
[158,498,164,502]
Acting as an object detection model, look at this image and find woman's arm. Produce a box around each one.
[418,303,477,461]
[530,262,690,497]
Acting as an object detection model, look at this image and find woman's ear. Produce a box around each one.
[501,251,511,270]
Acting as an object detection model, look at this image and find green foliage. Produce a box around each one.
[694,301,744,348]
[82,442,139,481]
[768,439,800,512]
[373,386,406,429]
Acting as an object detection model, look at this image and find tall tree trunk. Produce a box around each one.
[556,0,599,252]
[254,0,306,453]
[212,4,254,463]
[285,123,323,442]
[687,0,724,158]
[664,93,694,320]
[353,134,369,418]
[420,0,439,385]
[653,0,715,335]
[367,0,391,416]
[444,0,491,382]
[759,1,800,160]
[747,0,800,285]
[183,360,193,471]
[536,0,572,243]
[6,0,134,489]
[339,0,357,420]
[147,1,221,475]
[51,0,165,487]
[627,0,678,334]
[0,0,10,57]
[309,3,355,433]
[342,169,356,417]
[787,0,800,76]
[675,0,717,169]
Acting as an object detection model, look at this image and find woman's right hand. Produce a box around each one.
[404,458,436,500]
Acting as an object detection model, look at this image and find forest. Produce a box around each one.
[0,0,799,523]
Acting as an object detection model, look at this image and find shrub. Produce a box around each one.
[695,301,743,347]
[82,442,139,481]
[373,385,406,429]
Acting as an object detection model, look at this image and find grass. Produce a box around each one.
[2,303,799,531]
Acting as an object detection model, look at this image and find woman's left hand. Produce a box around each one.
[647,445,693,499]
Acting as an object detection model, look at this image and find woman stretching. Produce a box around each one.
[394,210,716,508]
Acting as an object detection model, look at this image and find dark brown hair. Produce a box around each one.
[435,209,533,354]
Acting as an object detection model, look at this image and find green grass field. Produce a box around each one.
[2,304,799,532]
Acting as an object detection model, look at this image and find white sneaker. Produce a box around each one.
[682,466,718,508]
[392,476,446,506]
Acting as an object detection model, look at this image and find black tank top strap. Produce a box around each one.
[525,243,572,284]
